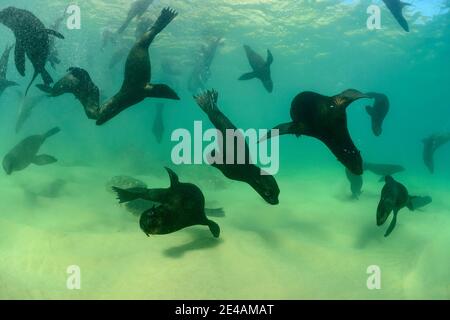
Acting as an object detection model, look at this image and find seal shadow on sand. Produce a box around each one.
[163,229,223,258]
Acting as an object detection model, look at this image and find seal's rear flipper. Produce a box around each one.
[239,72,257,81]
[112,187,148,204]
[32,154,57,166]
[46,29,65,39]
[152,7,178,34]
[146,84,180,100]
[207,220,220,238]
[384,211,398,237]
[205,208,225,218]
[407,196,432,211]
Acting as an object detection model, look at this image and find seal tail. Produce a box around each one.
[43,127,61,139]
[112,187,148,204]
[206,219,220,238]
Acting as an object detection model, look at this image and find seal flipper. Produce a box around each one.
[112,187,149,203]
[36,84,53,94]
[165,167,180,188]
[266,49,273,65]
[206,219,220,238]
[32,154,57,166]
[43,127,61,139]
[145,84,180,100]
[407,196,432,211]
[259,122,301,142]
[14,41,26,77]
[238,72,257,81]
[384,210,398,237]
[46,29,65,39]
[205,208,225,218]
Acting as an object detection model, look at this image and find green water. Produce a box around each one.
[0,0,449,299]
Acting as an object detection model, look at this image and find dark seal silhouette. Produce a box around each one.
[112,167,221,238]
[37,67,100,120]
[117,0,154,34]
[194,89,280,205]
[377,176,432,237]
[365,92,389,136]
[0,7,64,95]
[238,45,273,93]
[422,133,450,174]
[382,0,411,32]
[3,127,60,175]
[0,45,18,98]
[97,8,180,125]
[263,90,369,175]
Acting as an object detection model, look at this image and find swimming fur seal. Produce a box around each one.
[3,127,60,175]
[365,92,389,136]
[263,90,369,175]
[382,0,411,32]
[37,67,100,120]
[238,45,273,93]
[96,8,180,125]
[377,176,432,237]
[422,133,450,174]
[117,0,154,34]
[112,167,221,238]
[194,89,280,205]
[0,45,18,98]
[0,7,64,95]
[152,103,165,144]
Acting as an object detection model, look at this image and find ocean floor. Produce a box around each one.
[0,163,449,299]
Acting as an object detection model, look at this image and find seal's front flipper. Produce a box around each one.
[46,29,65,39]
[14,41,26,76]
[146,84,180,100]
[239,72,257,81]
[206,219,220,238]
[205,208,225,218]
[259,122,298,142]
[384,211,398,237]
[152,7,178,34]
[408,196,432,211]
[266,49,273,65]
[112,187,148,203]
[32,154,57,166]
[165,167,180,188]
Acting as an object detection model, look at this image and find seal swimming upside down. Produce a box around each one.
[112,167,221,238]
[382,0,411,32]
[377,176,432,237]
[96,7,180,125]
[365,92,390,137]
[3,127,60,175]
[37,67,100,120]
[422,133,450,174]
[0,45,18,98]
[238,45,273,93]
[0,7,64,95]
[262,90,370,175]
[194,89,280,205]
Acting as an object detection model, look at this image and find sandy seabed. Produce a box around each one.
[0,163,449,300]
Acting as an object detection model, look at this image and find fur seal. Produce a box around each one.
[97,8,180,125]
[365,92,389,136]
[117,0,154,34]
[422,133,450,174]
[112,167,221,238]
[377,176,432,237]
[0,45,18,98]
[238,45,273,93]
[37,67,100,120]
[194,89,280,205]
[3,127,60,175]
[263,90,369,175]
[152,103,165,144]
[345,168,363,199]
[382,0,411,32]
[0,7,64,95]
[188,37,223,94]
